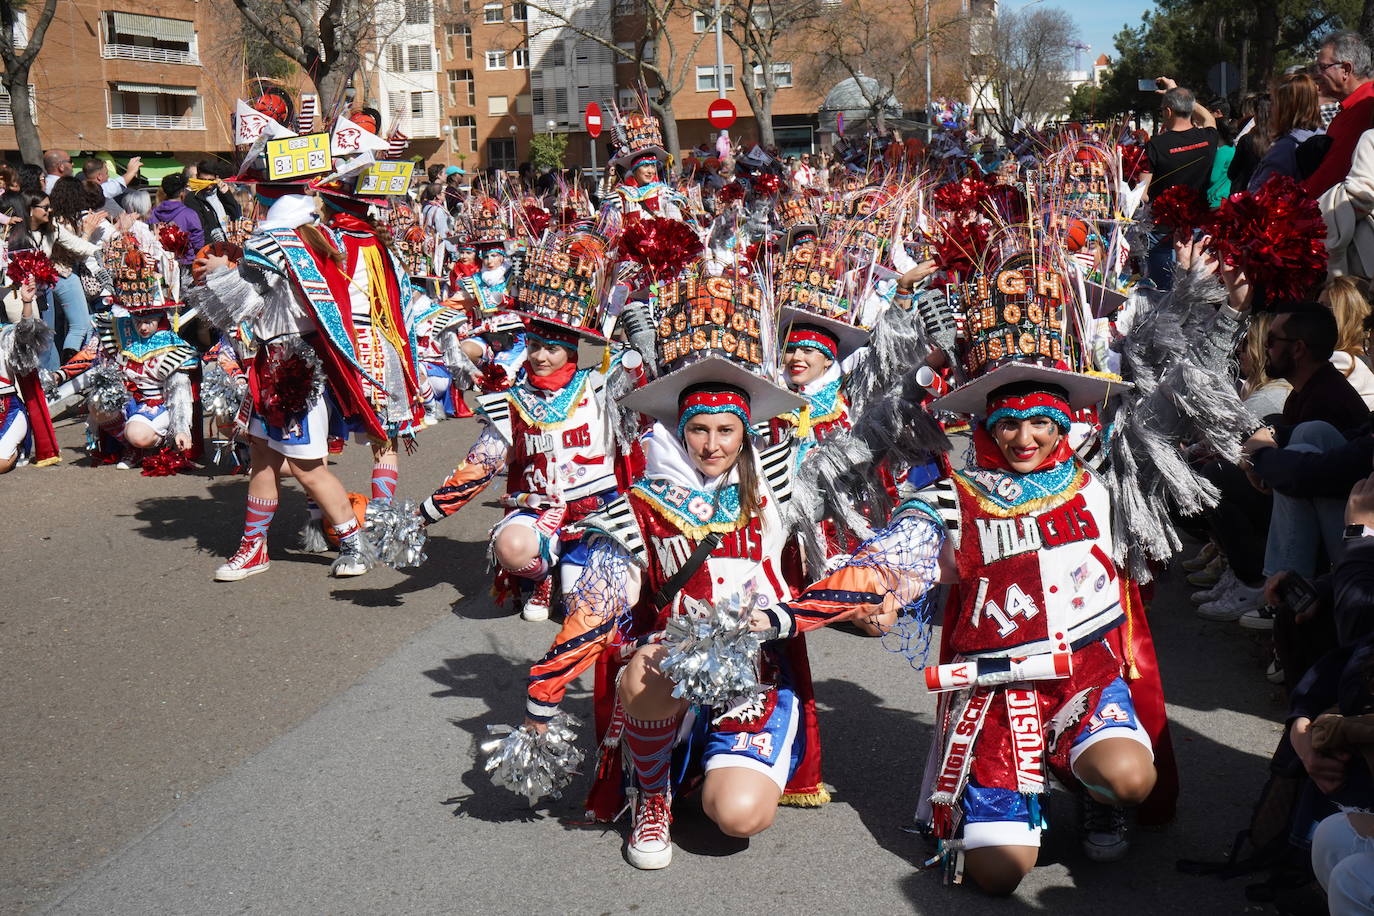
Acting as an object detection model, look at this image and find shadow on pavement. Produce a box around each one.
[333,533,491,608]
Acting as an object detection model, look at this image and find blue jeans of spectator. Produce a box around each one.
[1263,421,1349,578]
[38,272,93,368]
[1146,230,1175,291]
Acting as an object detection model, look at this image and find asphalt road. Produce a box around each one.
[2,412,1289,914]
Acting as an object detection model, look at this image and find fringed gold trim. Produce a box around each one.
[956,467,1088,518]
[779,785,832,807]
[34,456,61,467]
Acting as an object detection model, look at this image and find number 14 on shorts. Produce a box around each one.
[730,732,776,759]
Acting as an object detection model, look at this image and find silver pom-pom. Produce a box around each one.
[658,590,765,708]
[480,711,584,804]
[85,361,130,422]
[201,362,245,423]
[363,497,429,568]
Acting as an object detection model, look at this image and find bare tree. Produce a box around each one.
[0,0,57,165]
[965,5,1078,137]
[684,0,823,148]
[229,0,389,114]
[803,0,969,134]
[523,0,722,168]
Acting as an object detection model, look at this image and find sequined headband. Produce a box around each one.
[785,327,839,361]
[984,389,1072,432]
[677,385,751,438]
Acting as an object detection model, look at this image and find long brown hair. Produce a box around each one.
[732,433,763,520]
[1269,72,1321,138]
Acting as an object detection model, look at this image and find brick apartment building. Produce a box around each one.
[0,1,244,166]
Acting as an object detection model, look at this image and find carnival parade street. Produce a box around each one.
[4,414,1282,914]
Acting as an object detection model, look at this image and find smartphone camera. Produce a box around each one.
[1138,78,1161,92]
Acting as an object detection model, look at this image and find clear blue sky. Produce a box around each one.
[1007,0,1156,68]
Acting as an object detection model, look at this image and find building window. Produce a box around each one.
[411,90,433,123]
[406,43,434,71]
[108,82,204,130]
[102,11,198,64]
[752,62,793,89]
[617,88,636,111]
[695,65,734,92]
[404,0,432,23]
[615,40,654,61]
[445,23,473,59]
[485,50,506,70]
[549,43,566,67]
[488,95,508,116]
[488,137,517,170]
[385,45,403,71]
[447,69,475,106]
[483,3,503,23]
[512,48,529,69]
[510,2,528,20]
[0,84,35,125]
[451,115,478,153]
[692,11,709,32]
[9,11,28,48]
[515,93,532,114]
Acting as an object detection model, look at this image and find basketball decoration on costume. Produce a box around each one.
[1062,219,1091,252]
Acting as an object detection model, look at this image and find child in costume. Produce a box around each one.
[418,239,642,622]
[53,232,196,468]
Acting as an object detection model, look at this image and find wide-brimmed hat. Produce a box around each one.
[619,355,803,428]
[930,361,1130,416]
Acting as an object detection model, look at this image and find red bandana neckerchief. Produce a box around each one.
[971,424,1075,474]
[526,361,578,391]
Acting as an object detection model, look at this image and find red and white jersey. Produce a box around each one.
[475,368,619,504]
[939,461,1125,659]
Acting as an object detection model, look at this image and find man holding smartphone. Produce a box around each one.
[1137,78,1218,290]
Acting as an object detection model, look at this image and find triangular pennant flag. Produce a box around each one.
[235,99,294,145]
[331,115,389,157]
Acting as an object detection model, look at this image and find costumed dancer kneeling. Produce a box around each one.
[417,237,644,621]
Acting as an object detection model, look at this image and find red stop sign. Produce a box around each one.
[707,98,736,130]
[585,102,603,138]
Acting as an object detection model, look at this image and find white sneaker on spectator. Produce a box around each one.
[1239,604,1277,631]
[1196,582,1262,621]
[1190,568,1239,604]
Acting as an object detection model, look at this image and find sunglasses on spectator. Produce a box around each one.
[1317,60,1347,72]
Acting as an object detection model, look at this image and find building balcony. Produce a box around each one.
[107,113,205,130]
[102,43,199,65]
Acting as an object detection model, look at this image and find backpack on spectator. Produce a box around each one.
[1295,134,1334,181]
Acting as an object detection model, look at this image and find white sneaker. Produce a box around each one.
[625,791,673,870]
[330,547,369,577]
[521,598,550,622]
[1190,568,1239,604]
[1196,582,1262,621]
[1239,605,1277,631]
[215,538,271,581]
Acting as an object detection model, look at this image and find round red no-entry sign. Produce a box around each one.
[707,98,736,130]
[585,102,603,138]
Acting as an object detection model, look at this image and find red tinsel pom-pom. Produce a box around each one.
[1209,174,1328,302]
[523,204,551,235]
[140,447,193,477]
[753,173,781,196]
[618,216,704,280]
[6,249,60,287]
[718,181,746,205]
[934,220,990,276]
[1120,145,1147,184]
[156,223,189,258]
[933,177,991,217]
[1150,185,1211,233]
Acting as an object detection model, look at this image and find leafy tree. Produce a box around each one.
[530,131,567,170]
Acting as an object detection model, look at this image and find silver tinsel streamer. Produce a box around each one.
[201,362,245,423]
[481,711,584,804]
[363,497,428,568]
[658,592,765,708]
[85,361,130,421]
